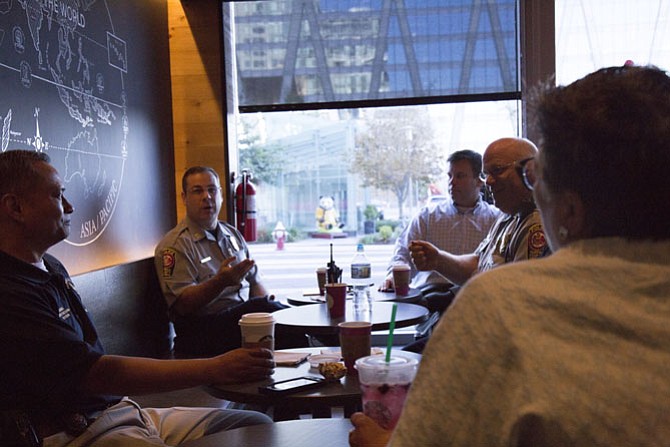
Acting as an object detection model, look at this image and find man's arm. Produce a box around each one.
[173,257,255,315]
[409,241,479,287]
[249,281,269,299]
[81,348,274,396]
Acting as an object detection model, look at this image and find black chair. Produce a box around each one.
[403,284,460,354]
[417,283,458,315]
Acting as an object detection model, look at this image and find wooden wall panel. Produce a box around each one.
[167,0,229,223]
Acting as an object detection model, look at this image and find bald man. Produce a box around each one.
[410,137,549,288]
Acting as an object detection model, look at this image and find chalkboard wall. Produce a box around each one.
[0,0,175,274]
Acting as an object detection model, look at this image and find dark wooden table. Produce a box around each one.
[286,287,422,306]
[206,347,421,421]
[273,301,429,336]
[181,419,352,447]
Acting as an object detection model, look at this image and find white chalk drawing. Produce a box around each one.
[0,0,128,246]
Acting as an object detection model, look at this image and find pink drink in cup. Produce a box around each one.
[355,355,418,430]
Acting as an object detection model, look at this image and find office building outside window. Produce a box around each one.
[223,0,521,240]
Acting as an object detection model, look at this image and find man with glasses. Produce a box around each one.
[410,137,549,289]
[155,166,303,357]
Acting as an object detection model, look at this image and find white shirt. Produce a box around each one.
[387,198,501,288]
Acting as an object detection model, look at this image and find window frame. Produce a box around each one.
[220,0,556,220]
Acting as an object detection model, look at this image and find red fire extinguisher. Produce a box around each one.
[235,170,257,242]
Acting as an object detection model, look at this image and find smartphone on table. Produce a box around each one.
[258,376,327,395]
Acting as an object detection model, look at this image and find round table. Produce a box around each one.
[206,347,421,420]
[274,301,429,336]
[287,287,422,306]
[180,419,353,447]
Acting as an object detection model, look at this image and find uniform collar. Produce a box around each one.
[183,216,235,243]
[513,200,537,220]
[183,216,218,241]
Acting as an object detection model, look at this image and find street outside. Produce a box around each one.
[248,236,395,300]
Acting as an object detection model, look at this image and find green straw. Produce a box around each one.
[385,303,398,363]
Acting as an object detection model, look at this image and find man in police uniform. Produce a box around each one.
[403,138,548,353]
[155,166,304,357]
[0,151,273,446]
[410,137,549,285]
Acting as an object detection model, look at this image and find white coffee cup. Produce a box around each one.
[239,312,275,351]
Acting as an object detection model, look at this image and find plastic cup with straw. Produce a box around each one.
[356,302,419,429]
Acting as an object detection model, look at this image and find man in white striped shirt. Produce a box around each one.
[381,150,501,312]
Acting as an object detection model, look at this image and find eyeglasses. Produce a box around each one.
[187,186,221,197]
[482,161,516,179]
[519,157,536,191]
[482,157,536,190]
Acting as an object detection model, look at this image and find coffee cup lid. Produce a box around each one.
[392,263,411,271]
[239,312,275,325]
[354,354,417,371]
[338,321,372,329]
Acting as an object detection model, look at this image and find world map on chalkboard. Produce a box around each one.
[0,0,128,246]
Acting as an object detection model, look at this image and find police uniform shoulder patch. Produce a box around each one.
[527,223,547,258]
[162,248,176,278]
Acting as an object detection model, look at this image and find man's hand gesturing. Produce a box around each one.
[215,256,255,287]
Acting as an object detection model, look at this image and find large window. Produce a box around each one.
[220,0,669,296]
[555,0,670,84]
[223,0,522,238]
[232,0,519,107]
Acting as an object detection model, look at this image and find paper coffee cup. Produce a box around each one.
[316,267,328,295]
[392,263,411,296]
[338,321,372,375]
[325,283,347,318]
[239,312,275,351]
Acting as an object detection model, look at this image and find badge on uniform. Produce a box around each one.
[162,248,176,278]
[528,223,547,258]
